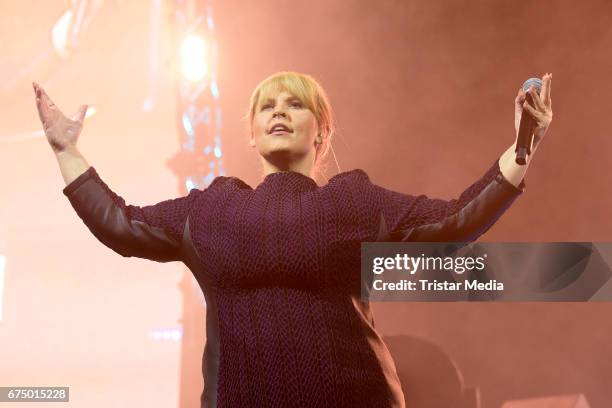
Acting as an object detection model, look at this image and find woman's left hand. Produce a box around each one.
[514,73,553,155]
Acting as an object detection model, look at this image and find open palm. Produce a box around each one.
[33,82,87,153]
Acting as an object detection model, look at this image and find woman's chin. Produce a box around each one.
[263,147,308,164]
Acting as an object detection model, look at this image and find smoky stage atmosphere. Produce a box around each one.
[0,0,611,407]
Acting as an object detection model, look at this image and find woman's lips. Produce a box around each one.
[271,130,292,135]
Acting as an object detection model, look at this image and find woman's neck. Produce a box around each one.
[261,155,315,179]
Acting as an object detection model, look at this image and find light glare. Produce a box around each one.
[180,35,208,82]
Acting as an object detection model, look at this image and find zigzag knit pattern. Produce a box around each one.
[65,158,522,407]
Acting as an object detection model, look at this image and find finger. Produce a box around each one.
[37,85,57,110]
[515,88,526,106]
[32,83,55,126]
[523,100,541,121]
[37,86,68,123]
[35,95,46,123]
[33,83,41,107]
[39,87,55,106]
[539,73,549,106]
[544,73,552,108]
[39,97,55,122]
[528,87,545,111]
[33,83,43,111]
[71,105,88,122]
[33,84,50,120]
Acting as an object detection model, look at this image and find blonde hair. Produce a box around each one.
[246,71,336,176]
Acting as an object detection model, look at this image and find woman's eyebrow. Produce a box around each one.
[261,96,301,104]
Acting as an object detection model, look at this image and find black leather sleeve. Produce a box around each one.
[374,158,525,242]
[63,167,201,262]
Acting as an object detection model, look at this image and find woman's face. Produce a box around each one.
[250,91,319,166]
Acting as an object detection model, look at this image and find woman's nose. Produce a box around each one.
[272,109,287,119]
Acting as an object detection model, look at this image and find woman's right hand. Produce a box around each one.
[33,82,88,153]
[513,73,553,155]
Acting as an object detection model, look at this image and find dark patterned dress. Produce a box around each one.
[63,158,524,407]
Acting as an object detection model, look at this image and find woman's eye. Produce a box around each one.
[291,102,303,108]
[261,104,272,110]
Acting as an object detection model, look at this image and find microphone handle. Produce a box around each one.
[515,92,537,165]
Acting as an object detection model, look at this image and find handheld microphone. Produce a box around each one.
[515,77,543,165]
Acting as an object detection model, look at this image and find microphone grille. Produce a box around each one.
[522,77,543,93]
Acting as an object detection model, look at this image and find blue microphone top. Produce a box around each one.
[522,77,543,93]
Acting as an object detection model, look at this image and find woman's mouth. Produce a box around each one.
[269,123,293,134]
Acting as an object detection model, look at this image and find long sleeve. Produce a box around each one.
[62,166,206,262]
[369,157,525,242]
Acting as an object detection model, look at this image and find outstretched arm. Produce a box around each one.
[62,168,202,262]
[377,73,553,242]
[372,158,524,243]
[33,82,204,262]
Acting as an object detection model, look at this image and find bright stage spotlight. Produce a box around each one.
[52,10,74,59]
[179,35,208,82]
